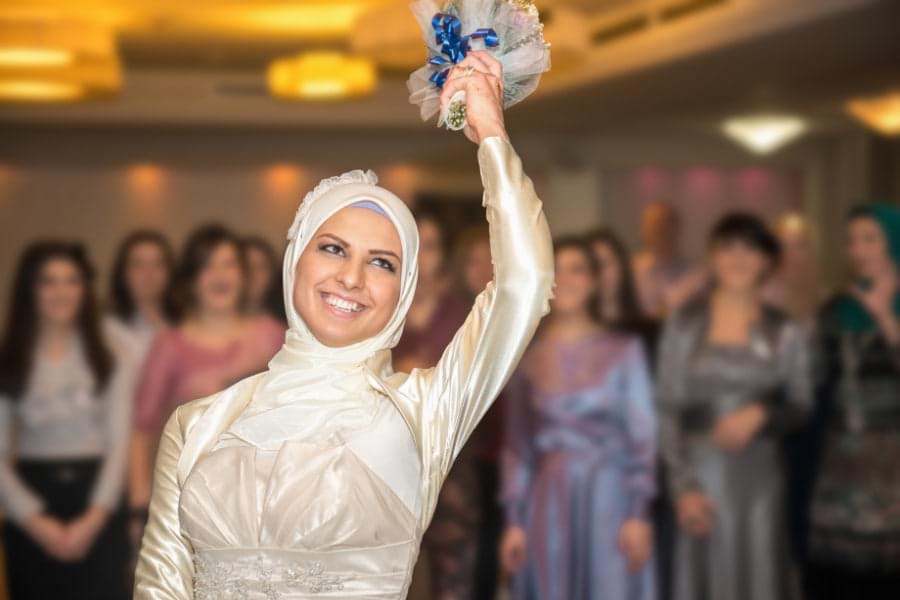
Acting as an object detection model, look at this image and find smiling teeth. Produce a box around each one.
[324,294,363,313]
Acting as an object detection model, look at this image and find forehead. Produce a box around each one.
[315,206,402,250]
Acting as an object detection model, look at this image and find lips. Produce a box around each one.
[320,292,367,317]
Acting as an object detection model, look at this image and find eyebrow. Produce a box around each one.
[316,232,402,263]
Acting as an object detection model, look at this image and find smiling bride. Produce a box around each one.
[133,50,554,599]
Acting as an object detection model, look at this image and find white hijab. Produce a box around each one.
[215,170,420,450]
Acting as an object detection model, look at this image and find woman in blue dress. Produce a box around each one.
[500,236,657,600]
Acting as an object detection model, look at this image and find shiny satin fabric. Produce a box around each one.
[133,137,554,599]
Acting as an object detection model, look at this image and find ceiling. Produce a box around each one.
[1,0,898,135]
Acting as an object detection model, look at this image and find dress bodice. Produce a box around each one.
[180,437,418,598]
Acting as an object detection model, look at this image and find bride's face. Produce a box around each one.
[294,206,403,347]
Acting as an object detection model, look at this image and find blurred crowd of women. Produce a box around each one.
[1,198,899,600]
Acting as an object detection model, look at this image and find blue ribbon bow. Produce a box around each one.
[427,12,499,89]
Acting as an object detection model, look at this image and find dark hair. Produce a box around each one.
[173,224,248,320]
[109,230,177,323]
[413,207,450,271]
[0,242,114,400]
[585,227,646,326]
[553,235,601,321]
[451,223,490,300]
[708,212,782,267]
[243,236,286,323]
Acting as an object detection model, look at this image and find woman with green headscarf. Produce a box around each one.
[806,203,900,599]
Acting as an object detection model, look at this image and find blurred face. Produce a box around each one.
[550,247,596,316]
[641,203,679,256]
[37,258,84,328]
[592,241,622,298]
[710,240,770,293]
[464,239,492,296]
[417,218,444,287]
[777,226,813,274]
[246,245,275,309]
[847,216,892,280]
[293,207,402,347]
[126,241,170,307]
[194,242,245,314]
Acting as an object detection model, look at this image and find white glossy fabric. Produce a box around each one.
[133,137,554,599]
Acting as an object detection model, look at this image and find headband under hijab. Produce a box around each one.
[221,169,420,449]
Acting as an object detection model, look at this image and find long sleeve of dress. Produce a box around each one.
[133,407,195,599]
[764,322,812,434]
[134,333,179,434]
[401,136,554,483]
[499,371,536,527]
[89,355,135,510]
[620,340,658,518]
[0,398,44,524]
[656,313,697,498]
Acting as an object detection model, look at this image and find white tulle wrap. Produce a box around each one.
[407,0,551,124]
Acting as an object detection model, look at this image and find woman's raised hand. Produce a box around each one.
[439,50,508,145]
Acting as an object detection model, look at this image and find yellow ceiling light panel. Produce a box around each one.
[268,51,377,101]
[846,91,900,137]
[0,16,121,102]
[0,78,82,101]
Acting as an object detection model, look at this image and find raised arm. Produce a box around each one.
[133,407,195,599]
[401,134,554,479]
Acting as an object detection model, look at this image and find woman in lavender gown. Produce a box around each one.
[500,237,657,600]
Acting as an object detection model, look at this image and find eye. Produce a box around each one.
[370,257,397,273]
[319,243,345,256]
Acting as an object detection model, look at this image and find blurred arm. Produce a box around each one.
[130,334,177,509]
[89,354,136,513]
[0,398,44,525]
[656,313,698,497]
[499,371,536,527]
[621,340,658,518]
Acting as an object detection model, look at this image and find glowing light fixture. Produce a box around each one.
[846,92,900,137]
[721,114,808,155]
[0,17,121,102]
[268,52,376,101]
[0,79,82,101]
[0,47,73,67]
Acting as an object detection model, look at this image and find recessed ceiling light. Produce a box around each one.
[721,114,808,155]
[0,79,83,102]
[268,52,376,101]
[846,92,900,137]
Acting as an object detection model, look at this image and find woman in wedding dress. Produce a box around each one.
[133,51,554,599]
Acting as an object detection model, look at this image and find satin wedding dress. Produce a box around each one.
[133,137,554,599]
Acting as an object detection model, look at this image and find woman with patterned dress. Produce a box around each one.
[500,237,657,600]
[806,204,900,599]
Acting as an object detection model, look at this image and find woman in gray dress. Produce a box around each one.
[658,213,811,600]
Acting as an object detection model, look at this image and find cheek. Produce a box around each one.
[370,275,401,320]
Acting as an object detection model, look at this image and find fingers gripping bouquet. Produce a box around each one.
[407,0,551,131]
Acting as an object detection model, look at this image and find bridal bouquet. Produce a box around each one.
[407,0,551,130]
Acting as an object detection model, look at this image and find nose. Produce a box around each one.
[335,257,365,290]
